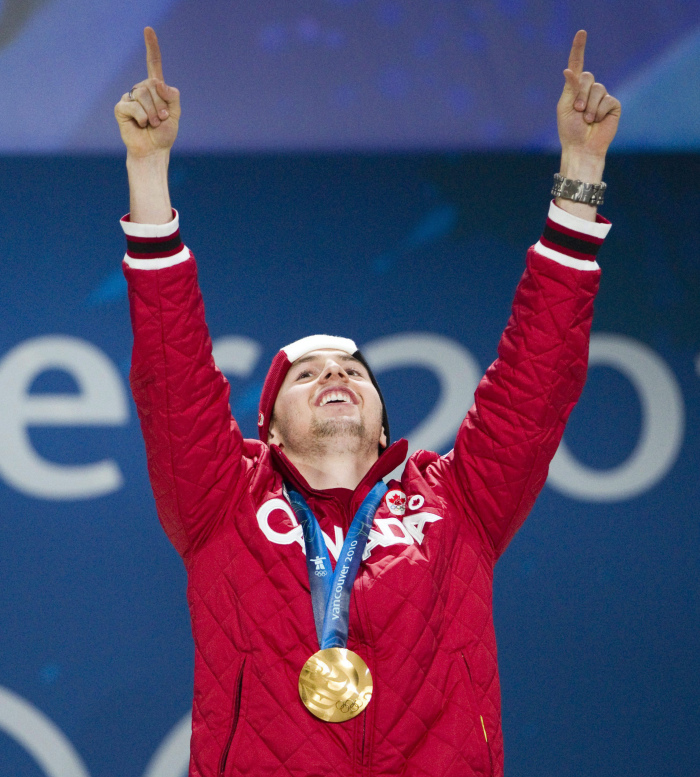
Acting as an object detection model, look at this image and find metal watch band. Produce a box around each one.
[551,173,606,206]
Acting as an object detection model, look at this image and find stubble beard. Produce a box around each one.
[276,412,379,458]
[311,417,366,440]
[309,418,376,455]
[307,416,374,457]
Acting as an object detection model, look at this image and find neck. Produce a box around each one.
[282,446,379,490]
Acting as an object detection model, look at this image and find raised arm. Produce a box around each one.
[445,31,619,558]
[116,30,249,559]
[556,30,621,220]
[114,27,180,224]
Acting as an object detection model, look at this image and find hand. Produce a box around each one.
[114,27,181,159]
[557,30,621,177]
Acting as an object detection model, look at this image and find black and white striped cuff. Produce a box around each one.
[120,209,190,269]
[534,201,612,271]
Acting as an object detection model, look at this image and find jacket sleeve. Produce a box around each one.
[122,210,248,559]
[444,201,611,559]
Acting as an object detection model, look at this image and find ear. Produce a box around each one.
[379,426,387,449]
[267,418,284,448]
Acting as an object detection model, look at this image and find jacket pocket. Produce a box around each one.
[459,652,493,776]
[218,658,246,777]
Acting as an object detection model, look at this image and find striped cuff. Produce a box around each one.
[534,200,612,271]
[120,209,190,269]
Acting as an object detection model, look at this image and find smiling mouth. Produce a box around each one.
[319,390,355,407]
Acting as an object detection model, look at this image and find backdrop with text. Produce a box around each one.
[0,153,698,777]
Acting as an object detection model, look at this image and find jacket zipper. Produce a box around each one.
[218,658,246,777]
[461,653,493,776]
[355,575,372,776]
[360,709,366,776]
[481,715,494,775]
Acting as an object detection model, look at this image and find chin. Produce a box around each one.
[311,418,367,439]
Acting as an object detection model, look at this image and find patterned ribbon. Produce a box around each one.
[287,481,388,648]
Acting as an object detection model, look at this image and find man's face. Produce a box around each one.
[269,349,387,455]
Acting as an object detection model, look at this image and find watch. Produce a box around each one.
[551,173,606,206]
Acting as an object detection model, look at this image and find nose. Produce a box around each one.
[320,359,348,382]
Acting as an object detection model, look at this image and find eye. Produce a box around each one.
[295,370,313,380]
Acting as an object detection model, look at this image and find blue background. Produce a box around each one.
[1,152,699,776]
[0,0,699,774]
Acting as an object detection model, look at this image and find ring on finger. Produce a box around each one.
[128,88,136,101]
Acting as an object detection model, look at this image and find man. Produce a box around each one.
[115,27,619,777]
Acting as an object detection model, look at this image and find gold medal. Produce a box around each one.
[298,648,373,722]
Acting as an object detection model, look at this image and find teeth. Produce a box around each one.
[320,391,352,406]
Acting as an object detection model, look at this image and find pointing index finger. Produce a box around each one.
[567,29,587,77]
[144,26,164,81]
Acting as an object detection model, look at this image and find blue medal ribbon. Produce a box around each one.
[287,481,388,649]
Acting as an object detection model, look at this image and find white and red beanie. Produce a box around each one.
[258,335,390,447]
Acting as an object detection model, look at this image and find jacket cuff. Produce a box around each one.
[534,200,612,271]
[121,209,190,269]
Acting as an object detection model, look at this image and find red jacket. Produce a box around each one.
[123,202,609,776]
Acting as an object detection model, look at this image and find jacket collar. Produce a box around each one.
[270,439,408,512]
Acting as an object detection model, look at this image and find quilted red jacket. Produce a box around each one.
[122,202,609,777]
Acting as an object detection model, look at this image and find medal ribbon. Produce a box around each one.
[287,481,387,649]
